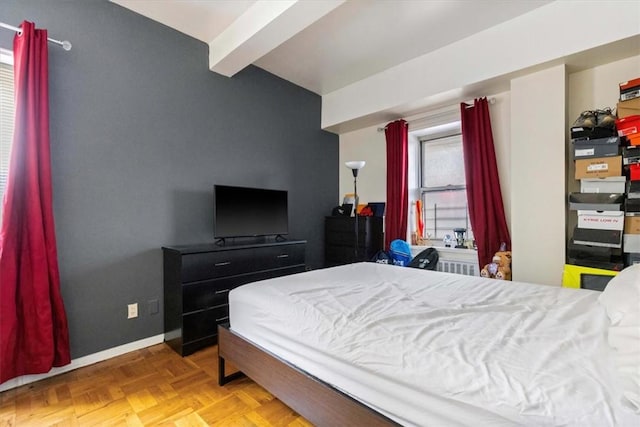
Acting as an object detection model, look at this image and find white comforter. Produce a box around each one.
[229,262,639,426]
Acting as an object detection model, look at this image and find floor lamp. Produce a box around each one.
[345,161,365,260]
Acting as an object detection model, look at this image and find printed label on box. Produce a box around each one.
[621,89,640,101]
[578,211,624,231]
[618,126,639,137]
[575,148,595,157]
[587,163,609,172]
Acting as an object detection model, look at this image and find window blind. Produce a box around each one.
[0,60,15,225]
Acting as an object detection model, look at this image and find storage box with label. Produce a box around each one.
[625,214,640,234]
[580,177,626,193]
[573,136,620,159]
[568,193,624,211]
[620,77,640,101]
[628,133,640,147]
[571,126,616,141]
[616,115,640,137]
[577,211,624,231]
[617,97,640,118]
[573,227,622,248]
[623,234,640,252]
[622,146,640,165]
[574,156,621,179]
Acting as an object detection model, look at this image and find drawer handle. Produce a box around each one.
[276,254,289,259]
[214,261,231,267]
[215,289,230,294]
[216,316,229,322]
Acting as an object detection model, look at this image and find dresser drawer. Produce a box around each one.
[183,280,231,313]
[181,250,248,283]
[182,268,303,313]
[325,231,370,247]
[182,305,229,343]
[326,217,359,233]
[253,244,305,271]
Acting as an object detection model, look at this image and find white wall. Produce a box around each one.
[323,1,640,133]
[510,64,567,286]
[339,127,386,206]
[490,92,512,229]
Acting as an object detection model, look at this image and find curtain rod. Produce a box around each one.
[0,22,72,51]
[377,97,496,132]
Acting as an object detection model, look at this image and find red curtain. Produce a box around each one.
[460,98,511,269]
[0,21,70,384]
[384,120,409,250]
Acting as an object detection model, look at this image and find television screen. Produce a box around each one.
[214,185,288,238]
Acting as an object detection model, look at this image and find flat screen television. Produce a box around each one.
[214,185,288,239]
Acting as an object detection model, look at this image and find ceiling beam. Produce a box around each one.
[209,0,344,77]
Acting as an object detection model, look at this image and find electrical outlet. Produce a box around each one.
[127,303,138,319]
[148,299,159,315]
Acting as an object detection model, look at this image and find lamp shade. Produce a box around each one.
[345,161,366,170]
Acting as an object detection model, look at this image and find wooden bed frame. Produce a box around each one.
[217,325,399,426]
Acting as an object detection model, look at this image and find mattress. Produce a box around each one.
[229,262,639,426]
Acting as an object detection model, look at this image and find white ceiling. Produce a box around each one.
[111,0,553,96]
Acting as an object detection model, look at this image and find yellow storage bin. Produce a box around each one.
[562,264,618,289]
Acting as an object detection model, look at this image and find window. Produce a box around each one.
[0,49,14,227]
[420,127,473,243]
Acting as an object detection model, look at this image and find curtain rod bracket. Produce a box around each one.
[0,22,72,51]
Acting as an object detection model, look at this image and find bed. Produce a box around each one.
[217,262,640,426]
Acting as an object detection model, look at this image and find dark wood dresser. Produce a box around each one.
[162,240,306,356]
[325,216,383,267]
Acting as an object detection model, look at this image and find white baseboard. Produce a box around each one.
[0,334,165,393]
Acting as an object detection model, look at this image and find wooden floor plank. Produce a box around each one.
[0,344,311,426]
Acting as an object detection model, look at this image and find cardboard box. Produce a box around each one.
[575,156,622,179]
[578,211,624,231]
[624,214,640,234]
[617,97,640,118]
[580,177,626,193]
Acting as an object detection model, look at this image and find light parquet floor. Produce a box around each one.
[0,343,313,426]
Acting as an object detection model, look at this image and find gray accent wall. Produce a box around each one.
[2,0,338,358]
